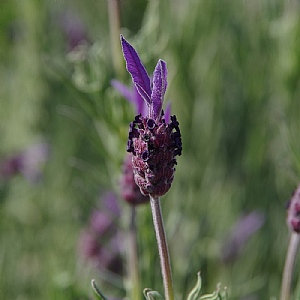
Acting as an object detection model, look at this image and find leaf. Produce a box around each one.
[186,273,228,300]
[143,288,164,300]
[187,272,202,300]
[121,35,151,104]
[199,291,219,300]
[199,284,228,300]
[91,280,108,300]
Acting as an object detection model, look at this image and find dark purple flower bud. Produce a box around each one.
[147,119,156,130]
[0,155,23,179]
[142,150,149,161]
[120,154,149,205]
[287,184,300,233]
[121,36,182,197]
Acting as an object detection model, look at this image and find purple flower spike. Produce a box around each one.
[121,36,182,198]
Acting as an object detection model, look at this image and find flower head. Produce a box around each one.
[121,35,182,197]
[287,184,300,233]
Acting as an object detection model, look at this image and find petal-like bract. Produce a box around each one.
[150,60,168,120]
[121,35,151,105]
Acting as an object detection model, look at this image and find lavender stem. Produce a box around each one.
[280,232,300,300]
[127,206,141,300]
[150,196,174,300]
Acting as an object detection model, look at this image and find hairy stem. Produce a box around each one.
[150,196,174,300]
[280,232,300,300]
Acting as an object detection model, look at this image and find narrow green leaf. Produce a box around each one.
[187,272,202,300]
[143,288,164,300]
[199,291,219,300]
[91,279,108,300]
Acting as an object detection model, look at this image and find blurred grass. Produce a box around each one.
[1,0,300,299]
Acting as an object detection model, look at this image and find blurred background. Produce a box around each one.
[1,0,300,299]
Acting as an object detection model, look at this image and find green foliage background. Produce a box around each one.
[1,0,300,299]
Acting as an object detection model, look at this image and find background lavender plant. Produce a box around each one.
[1,1,300,299]
[78,192,123,275]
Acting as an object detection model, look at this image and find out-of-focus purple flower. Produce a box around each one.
[221,211,265,264]
[79,230,100,259]
[0,143,50,183]
[102,191,121,218]
[121,35,182,198]
[120,153,149,205]
[111,79,148,117]
[287,184,300,233]
[90,211,114,235]
[58,10,90,51]
[78,192,123,275]
[111,80,172,123]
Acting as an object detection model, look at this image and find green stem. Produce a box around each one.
[150,196,174,300]
[280,232,300,300]
[107,0,124,77]
[128,206,141,300]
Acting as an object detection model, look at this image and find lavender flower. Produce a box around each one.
[0,143,50,183]
[58,10,90,51]
[287,184,300,233]
[112,71,171,205]
[78,192,123,274]
[221,211,265,264]
[121,35,182,197]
